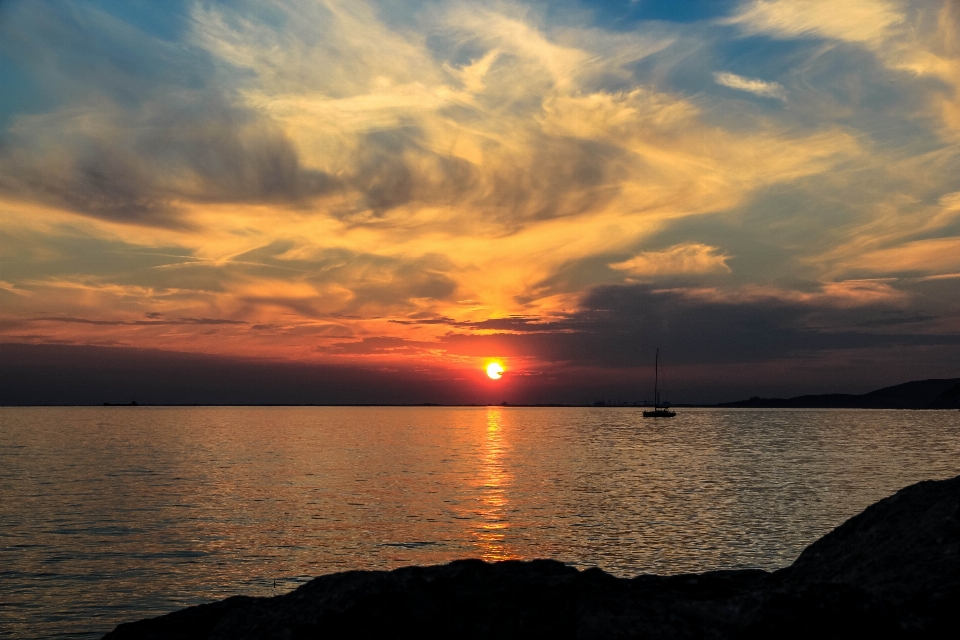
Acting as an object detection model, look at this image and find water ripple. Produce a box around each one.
[1,406,958,638]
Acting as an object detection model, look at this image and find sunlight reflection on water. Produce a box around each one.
[475,408,515,562]
[1,406,958,638]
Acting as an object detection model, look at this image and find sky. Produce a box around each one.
[1,0,959,405]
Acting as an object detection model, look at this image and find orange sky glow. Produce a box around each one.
[1,0,959,404]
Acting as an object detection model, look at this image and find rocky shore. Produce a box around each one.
[104,475,959,639]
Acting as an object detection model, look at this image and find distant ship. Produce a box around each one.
[642,349,676,418]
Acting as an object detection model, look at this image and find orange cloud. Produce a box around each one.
[610,244,732,277]
[1,0,959,387]
[857,237,960,274]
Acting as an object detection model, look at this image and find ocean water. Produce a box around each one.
[1,407,958,639]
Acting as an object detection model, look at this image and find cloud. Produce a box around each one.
[0,0,862,244]
[723,0,904,46]
[227,242,460,312]
[723,0,960,143]
[435,281,958,367]
[713,72,786,100]
[1,0,959,397]
[855,237,960,274]
[0,2,333,227]
[0,96,334,227]
[886,2,960,144]
[610,244,733,276]
[940,191,960,209]
[319,336,438,355]
[30,316,247,326]
[359,277,954,372]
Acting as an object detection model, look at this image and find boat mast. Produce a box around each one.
[654,348,659,410]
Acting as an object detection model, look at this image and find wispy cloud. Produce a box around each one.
[856,238,960,274]
[713,72,786,100]
[1,0,959,391]
[610,244,733,276]
[722,0,904,46]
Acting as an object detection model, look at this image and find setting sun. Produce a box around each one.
[486,362,505,380]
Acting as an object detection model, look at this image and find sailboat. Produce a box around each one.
[642,348,676,418]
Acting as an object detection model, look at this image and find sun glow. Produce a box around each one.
[486,362,505,380]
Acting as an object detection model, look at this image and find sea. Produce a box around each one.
[2,406,959,639]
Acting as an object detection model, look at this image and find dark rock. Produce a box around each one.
[740,583,905,640]
[779,476,960,600]
[772,475,960,636]
[103,596,260,640]
[104,475,960,639]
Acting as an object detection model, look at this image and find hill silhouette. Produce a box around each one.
[717,378,960,409]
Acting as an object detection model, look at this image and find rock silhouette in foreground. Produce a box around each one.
[104,475,960,639]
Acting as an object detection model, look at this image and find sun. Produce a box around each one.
[486,362,504,380]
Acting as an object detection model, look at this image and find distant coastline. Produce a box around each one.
[714,377,959,410]
[2,378,957,409]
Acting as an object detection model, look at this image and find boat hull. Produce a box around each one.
[642,409,676,418]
